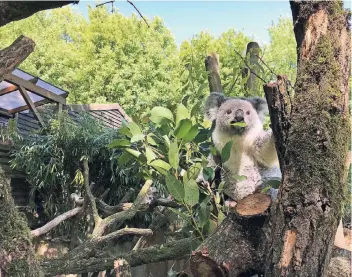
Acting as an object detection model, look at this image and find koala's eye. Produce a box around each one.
[226,110,232,115]
[246,111,250,115]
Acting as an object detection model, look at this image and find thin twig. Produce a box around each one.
[234,49,267,84]
[127,0,150,27]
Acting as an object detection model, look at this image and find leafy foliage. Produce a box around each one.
[10,112,142,236]
[109,102,233,239]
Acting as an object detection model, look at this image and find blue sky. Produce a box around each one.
[74,1,351,46]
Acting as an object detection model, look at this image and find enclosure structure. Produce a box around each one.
[0,68,129,217]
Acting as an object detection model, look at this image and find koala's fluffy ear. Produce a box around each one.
[246,97,268,123]
[204,92,227,121]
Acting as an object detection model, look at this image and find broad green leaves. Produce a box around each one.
[150,107,174,124]
[165,174,184,202]
[168,141,179,169]
[184,179,199,206]
[221,140,233,163]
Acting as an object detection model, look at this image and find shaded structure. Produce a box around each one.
[0,68,129,215]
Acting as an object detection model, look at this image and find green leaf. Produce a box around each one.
[107,139,131,148]
[233,175,247,181]
[261,186,272,193]
[174,119,192,139]
[203,167,214,181]
[221,140,233,163]
[128,122,142,136]
[168,207,192,225]
[130,134,145,143]
[183,124,199,142]
[150,107,174,124]
[217,181,225,193]
[150,159,171,171]
[217,210,225,225]
[117,152,132,166]
[176,104,190,125]
[194,128,211,143]
[118,126,132,138]
[165,174,184,202]
[162,135,170,148]
[183,163,202,183]
[190,101,202,118]
[168,140,179,169]
[145,146,157,164]
[184,179,199,206]
[266,178,282,189]
[147,134,158,146]
[198,202,211,227]
[197,82,208,95]
[230,122,247,128]
[125,148,141,158]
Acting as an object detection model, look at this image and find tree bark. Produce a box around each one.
[0,1,77,28]
[205,53,223,93]
[264,2,351,276]
[241,42,264,97]
[0,35,35,82]
[40,237,198,276]
[0,168,43,276]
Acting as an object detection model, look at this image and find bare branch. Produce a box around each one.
[127,0,150,27]
[82,158,101,226]
[205,53,222,93]
[30,207,83,237]
[40,237,198,276]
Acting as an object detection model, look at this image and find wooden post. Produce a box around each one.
[241,42,264,96]
[205,53,222,93]
[18,86,45,126]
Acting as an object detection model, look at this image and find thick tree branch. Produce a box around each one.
[82,158,101,226]
[40,237,198,276]
[31,207,83,237]
[92,180,153,237]
[0,35,35,82]
[0,1,78,27]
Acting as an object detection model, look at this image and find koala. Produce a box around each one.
[200,92,281,202]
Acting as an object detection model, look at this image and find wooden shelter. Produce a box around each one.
[0,68,129,214]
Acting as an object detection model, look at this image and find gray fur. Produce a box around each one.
[202,92,281,201]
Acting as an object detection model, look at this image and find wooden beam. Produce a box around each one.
[18,86,45,126]
[0,84,17,96]
[0,77,39,97]
[8,98,52,114]
[5,73,66,104]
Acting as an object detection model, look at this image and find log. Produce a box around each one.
[189,194,271,276]
[0,35,35,82]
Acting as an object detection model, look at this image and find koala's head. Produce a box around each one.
[204,92,268,135]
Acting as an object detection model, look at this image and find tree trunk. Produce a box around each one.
[264,1,351,276]
[0,168,43,276]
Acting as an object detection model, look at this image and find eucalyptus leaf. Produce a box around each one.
[128,122,142,136]
[125,148,141,158]
[176,104,190,125]
[107,139,130,148]
[230,122,247,128]
[168,140,179,169]
[174,119,192,139]
[184,179,199,206]
[130,134,145,143]
[183,124,199,142]
[165,174,184,202]
[145,146,157,164]
[150,159,171,171]
[150,107,174,124]
[221,140,233,163]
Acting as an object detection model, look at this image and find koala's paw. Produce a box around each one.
[196,174,210,188]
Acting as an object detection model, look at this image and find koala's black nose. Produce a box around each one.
[234,109,244,122]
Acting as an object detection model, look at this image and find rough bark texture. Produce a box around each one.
[241,42,264,97]
[0,168,43,276]
[40,237,197,276]
[205,53,223,93]
[0,1,77,27]
[0,35,35,83]
[264,2,351,276]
